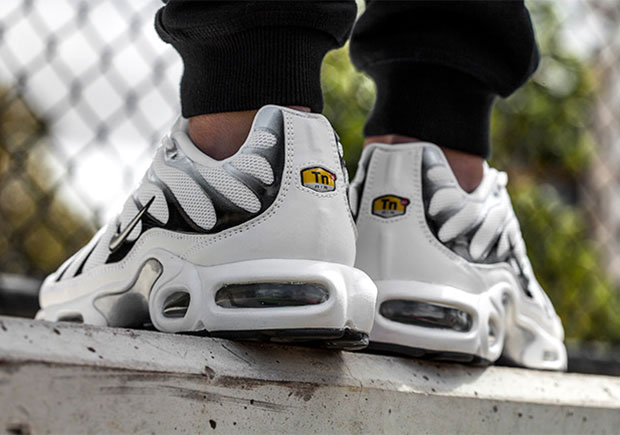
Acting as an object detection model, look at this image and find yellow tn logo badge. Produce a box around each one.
[372,195,410,218]
[301,167,337,192]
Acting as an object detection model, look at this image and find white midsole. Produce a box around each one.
[370,280,567,370]
[37,249,377,335]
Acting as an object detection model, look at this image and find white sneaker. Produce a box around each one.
[351,142,567,369]
[37,105,377,349]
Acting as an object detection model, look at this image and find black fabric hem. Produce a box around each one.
[363,63,495,158]
[171,27,334,116]
[155,1,357,116]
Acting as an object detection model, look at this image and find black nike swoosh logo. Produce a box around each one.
[109,196,155,252]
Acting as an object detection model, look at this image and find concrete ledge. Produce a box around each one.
[0,316,619,434]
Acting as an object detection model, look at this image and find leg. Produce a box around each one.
[156,0,355,158]
[350,1,567,369]
[351,0,539,192]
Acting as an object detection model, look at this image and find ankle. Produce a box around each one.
[189,106,311,160]
[364,134,418,147]
[440,148,484,193]
[189,110,257,160]
[364,135,484,193]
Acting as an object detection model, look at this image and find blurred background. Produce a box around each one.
[1,0,620,373]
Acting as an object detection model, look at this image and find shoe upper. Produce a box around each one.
[351,142,565,348]
[40,106,356,308]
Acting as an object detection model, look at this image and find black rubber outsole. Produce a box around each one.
[63,321,369,351]
[365,341,491,366]
[204,328,370,351]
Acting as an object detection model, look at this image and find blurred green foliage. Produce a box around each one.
[322,46,376,175]
[493,2,620,341]
[322,1,620,342]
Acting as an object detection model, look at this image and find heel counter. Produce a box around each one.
[354,143,428,280]
[277,108,357,265]
[213,107,356,266]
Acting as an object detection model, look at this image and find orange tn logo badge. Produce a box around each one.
[300,167,336,192]
[372,195,410,218]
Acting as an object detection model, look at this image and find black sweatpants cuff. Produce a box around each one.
[364,63,495,158]
[171,27,334,117]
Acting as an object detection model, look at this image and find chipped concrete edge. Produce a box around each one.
[0,316,619,434]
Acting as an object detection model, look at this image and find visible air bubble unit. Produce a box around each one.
[488,319,498,346]
[543,350,559,362]
[163,291,190,318]
[380,300,473,332]
[215,282,329,308]
[57,313,84,323]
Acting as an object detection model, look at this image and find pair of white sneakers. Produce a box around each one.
[37,105,567,370]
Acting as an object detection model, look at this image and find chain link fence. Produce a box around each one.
[584,1,620,284]
[2,0,620,357]
[0,0,181,279]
